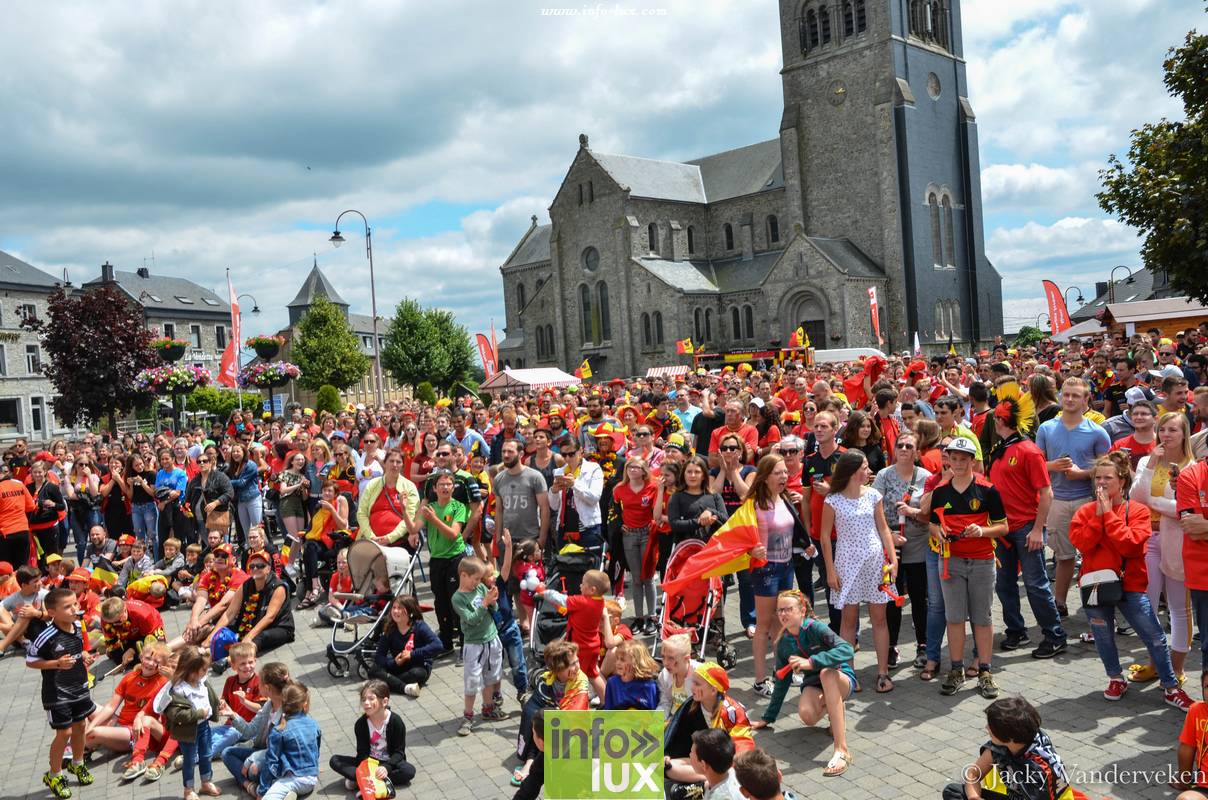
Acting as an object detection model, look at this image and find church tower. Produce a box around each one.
[777,0,1003,348]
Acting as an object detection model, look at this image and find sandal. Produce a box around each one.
[510,767,527,787]
[298,591,319,609]
[965,665,979,678]
[919,661,938,681]
[875,674,894,693]
[823,751,852,777]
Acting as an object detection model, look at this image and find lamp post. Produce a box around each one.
[1064,286,1085,309]
[329,210,384,407]
[234,293,261,411]
[1036,312,1049,331]
[1108,266,1135,304]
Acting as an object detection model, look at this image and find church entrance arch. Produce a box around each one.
[780,289,829,347]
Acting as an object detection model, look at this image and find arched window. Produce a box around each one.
[942,195,956,268]
[694,308,703,343]
[687,226,696,255]
[654,312,664,345]
[767,215,780,244]
[731,307,741,340]
[545,324,555,358]
[577,184,584,205]
[935,300,946,338]
[819,5,832,44]
[855,0,867,32]
[930,1,942,43]
[705,308,714,342]
[928,193,942,268]
[517,282,526,311]
[588,180,594,202]
[723,223,734,250]
[536,326,546,359]
[744,305,755,339]
[842,2,854,37]
[579,284,593,343]
[947,301,959,339]
[806,8,820,49]
[910,0,924,36]
[642,313,652,347]
[597,282,611,341]
[648,222,659,254]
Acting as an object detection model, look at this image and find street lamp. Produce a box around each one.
[330,210,384,407]
[237,294,261,315]
[1036,312,1049,330]
[1108,266,1135,304]
[1064,286,1085,308]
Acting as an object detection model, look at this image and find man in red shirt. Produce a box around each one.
[99,596,167,669]
[182,544,246,645]
[708,400,760,464]
[1177,458,1208,675]
[987,399,1066,659]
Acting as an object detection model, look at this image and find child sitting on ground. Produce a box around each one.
[658,634,699,720]
[210,641,265,759]
[84,641,178,782]
[117,538,154,591]
[532,568,614,700]
[174,545,206,604]
[511,640,590,787]
[603,639,660,710]
[313,548,353,627]
[218,662,292,787]
[257,683,322,800]
[371,596,441,699]
[0,564,47,655]
[329,679,416,792]
[599,597,634,678]
[1172,673,1208,799]
[451,556,505,736]
[942,696,1072,800]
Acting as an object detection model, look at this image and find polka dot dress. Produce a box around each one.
[825,487,888,607]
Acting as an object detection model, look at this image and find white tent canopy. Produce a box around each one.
[1051,317,1105,343]
[479,367,580,392]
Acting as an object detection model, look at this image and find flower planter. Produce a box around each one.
[254,342,281,360]
[137,365,212,396]
[158,344,186,362]
[238,361,301,390]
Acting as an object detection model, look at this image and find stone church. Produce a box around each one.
[497,0,1004,379]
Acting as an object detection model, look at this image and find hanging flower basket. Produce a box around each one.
[151,337,189,362]
[246,334,285,361]
[136,364,212,396]
[238,361,301,389]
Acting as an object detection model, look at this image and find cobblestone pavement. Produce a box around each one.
[0,563,1195,800]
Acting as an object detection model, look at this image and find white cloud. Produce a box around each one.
[980,162,1102,210]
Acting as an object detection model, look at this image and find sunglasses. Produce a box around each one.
[897,443,915,450]
[720,445,741,452]
[780,448,800,456]
[248,561,269,570]
[635,432,651,438]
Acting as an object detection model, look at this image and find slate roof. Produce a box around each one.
[288,264,348,308]
[1070,269,1177,322]
[503,224,553,269]
[84,269,228,313]
[348,312,392,335]
[593,153,707,204]
[808,237,886,278]
[636,250,785,294]
[685,139,784,202]
[635,259,719,293]
[0,250,62,290]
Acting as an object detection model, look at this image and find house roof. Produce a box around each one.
[288,264,348,308]
[1105,296,1208,325]
[685,139,784,202]
[503,224,552,269]
[1070,269,1176,321]
[83,268,228,313]
[807,237,886,278]
[0,250,62,291]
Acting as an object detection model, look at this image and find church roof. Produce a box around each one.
[503,224,552,269]
[636,250,784,294]
[686,139,784,202]
[593,153,707,204]
[807,237,886,278]
[289,263,348,308]
[636,258,719,292]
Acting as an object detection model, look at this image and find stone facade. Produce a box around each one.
[498,0,1003,379]
[0,288,75,443]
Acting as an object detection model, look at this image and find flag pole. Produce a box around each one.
[231,269,242,412]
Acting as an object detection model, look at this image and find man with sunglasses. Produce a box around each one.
[549,440,604,551]
[422,445,483,549]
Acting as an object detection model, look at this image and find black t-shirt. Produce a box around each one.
[709,465,756,514]
[27,621,90,708]
[422,470,482,506]
[131,470,158,504]
[691,410,724,454]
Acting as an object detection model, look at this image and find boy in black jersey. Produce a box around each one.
[26,587,97,799]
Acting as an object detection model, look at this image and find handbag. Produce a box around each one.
[1078,500,1129,608]
[206,508,231,533]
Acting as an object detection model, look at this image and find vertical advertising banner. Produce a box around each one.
[546,711,663,799]
[868,286,883,345]
[1042,280,1072,334]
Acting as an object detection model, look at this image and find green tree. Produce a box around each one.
[1012,326,1046,348]
[381,298,475,394]
[315,385,342,415]
[414,381,437,406]
[1098,11,1208,304]
[186,386,258,420]
[291,296,370,391]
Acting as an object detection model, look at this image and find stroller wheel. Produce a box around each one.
[326,655,350,679]
[356,659,371,680]
[717,643,738,671]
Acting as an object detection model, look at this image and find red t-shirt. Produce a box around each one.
[758,426,781,450]
[1177,461,1208,591]
[1179,701,1208,784]
[709,424,760,459]
[328,571,354,595]
[222,673,264,721]
[1110,435,1155,472]
[102,598,165,650]
[613,482,658,529]
[197,568,248,608]
[565,594,604,651]
[369,487,405,539]
[928,475,1007,560]
[987,439,1051,530]
[115,669,167,727]
[0,477,35,535]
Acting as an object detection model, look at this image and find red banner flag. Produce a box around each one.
[217,271,240,388]
[475,333,496,380]
[868,286,883,345]
[1042,280,1072,334]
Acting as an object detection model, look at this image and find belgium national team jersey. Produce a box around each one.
[928,475,1006,560]
[803,445,846,540]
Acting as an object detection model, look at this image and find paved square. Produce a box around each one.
[0,561,1194,800]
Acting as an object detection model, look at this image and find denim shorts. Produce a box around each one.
[750,560,795,597]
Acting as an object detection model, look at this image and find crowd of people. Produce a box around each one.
[4,321,1208,799]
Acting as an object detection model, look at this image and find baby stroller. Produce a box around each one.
[525,543,603,677]
[325,539,417,680]
[652,538,737,669]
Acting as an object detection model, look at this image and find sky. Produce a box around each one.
[0,0,1202,343]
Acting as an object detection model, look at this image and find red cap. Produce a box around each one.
[246,549,271,565]
[117,534,136,546]
[0,562,13,576]
[67,567,92,584]
[212,543,233,558]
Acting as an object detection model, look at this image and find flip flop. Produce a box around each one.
[875,674,894,693]
[965,665,979,678]
[919,662,938,681]
[823,751,852,777]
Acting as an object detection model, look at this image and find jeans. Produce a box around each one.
[923,548,949,664]
[131,502,159,561]
[621,528,656,618]
[262,775,316,800]
[179,719,214,788]
[221,745,262,784]
[237,499,263,547]
[209,723,244,759]
[69,505,101,562]
[498,618,528,694]
[994,523,1066,643]
[1084,591,1178,688]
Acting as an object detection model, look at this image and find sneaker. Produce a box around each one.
[63,762,93,786]
[1116,624,1134,636]
[745,624,757,639]
[211,658,228,675]
[1104,677,1129,701]
[977,670,1000,699]
[939,668,966,696]
[481,705,507,721]
[457,714,474,736]
[43,772,71,800]
[887,647,900,669]
[1031,639,1067,659]
[1165,686,1195,711]
[145,763,165,782]
[493,691,504,709]
[752,679,773,698]
[344,779,358,791]
[1127,663,1159,683]
[122,760,147,782]
[1055,603,1069,619]
[172,754,184,771]
[1000,632,1031,651]
[403,683,421,698]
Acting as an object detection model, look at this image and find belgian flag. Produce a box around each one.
[675,337,694,355]
[574,358,592,380]
[660,500,764,594]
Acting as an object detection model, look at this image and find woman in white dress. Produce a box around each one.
[819,450,899,692]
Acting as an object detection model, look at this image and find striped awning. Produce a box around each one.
[646,365,690,379]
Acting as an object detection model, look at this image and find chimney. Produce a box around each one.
[136,267,150,279]
[100,261,115,283]
[1095,281,1108,299]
